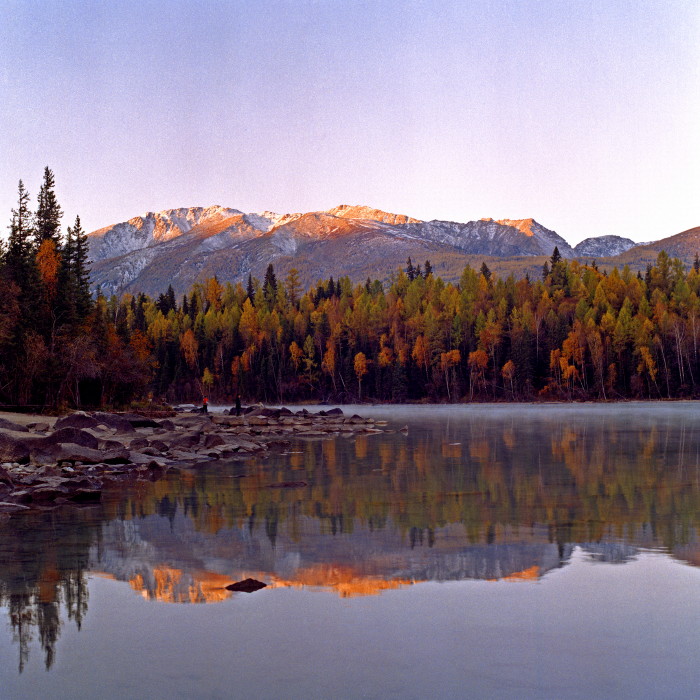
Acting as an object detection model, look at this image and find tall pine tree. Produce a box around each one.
[34,166,63,247]
[5,180,35,285]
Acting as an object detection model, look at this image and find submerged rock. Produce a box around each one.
[267,481,308,489]
[225,578,267,593]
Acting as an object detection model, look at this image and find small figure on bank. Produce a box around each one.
[202,397,208,414]
[235,394,241,416]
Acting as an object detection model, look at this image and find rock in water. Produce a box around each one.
[225,578,267,593]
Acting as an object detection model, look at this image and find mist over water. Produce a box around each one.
[1,402,699,698]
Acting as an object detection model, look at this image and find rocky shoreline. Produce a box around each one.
[0,407,395,515]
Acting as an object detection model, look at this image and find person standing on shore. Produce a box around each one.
[202,397,208,413]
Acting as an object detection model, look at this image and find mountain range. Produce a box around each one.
[86,204,698,296]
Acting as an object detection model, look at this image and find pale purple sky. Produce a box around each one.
[1,0,698,245]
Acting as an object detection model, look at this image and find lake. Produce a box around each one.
[1,402,699,699]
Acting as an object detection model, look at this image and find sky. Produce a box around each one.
[1,0,698,245]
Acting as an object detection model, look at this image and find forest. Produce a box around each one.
[3,170,700,408]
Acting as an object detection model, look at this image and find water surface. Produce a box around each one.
[1,402,699,699]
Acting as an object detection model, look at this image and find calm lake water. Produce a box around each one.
[1,402,699,699]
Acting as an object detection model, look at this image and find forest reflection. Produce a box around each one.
[2,409,700,670]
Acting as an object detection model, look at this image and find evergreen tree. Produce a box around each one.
[542,261,551,281]
[61,215,92,325]
[550,246,561,266]
[406,257,415,282]
[34,167,63,247]
[480,262,492,281]
[424,260,433,278]
[71,216,92,319]
[263,264,277,305]
[263,264,277,293]
[246,274,255,301]
[189,290,199,318]
[166,284,176,313]
[5,180,34,286]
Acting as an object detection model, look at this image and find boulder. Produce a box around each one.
[0,465,14,485]
[129,450,163,465]
[91,412,136,433]
[0,433,30,464]
[225,578,267,593]
[170,432,202,449]
[99,439,126,450]
[149,439,169,453]
[0,417,30,432]
[326,407,344,415]
[29,486,68,502]
[27,422,50,432]
[43,427,99,449]
[129,437,150,450]
[31,442,130,465]
[157,419,176,431]
[54,412,100,430]
[171,414,213,428]
[118,413,160,429]
[203,433,226,448]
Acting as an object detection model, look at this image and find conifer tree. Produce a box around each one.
[406,257,415,282]
[5,180,34,286]
[34,167,63,247]
[71,216,92,319]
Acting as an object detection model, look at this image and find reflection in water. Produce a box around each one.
[0,509,92,671]
[1,404,700,671]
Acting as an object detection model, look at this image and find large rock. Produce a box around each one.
[129,437,150,450]
[54,412,100,430]
[118,413,160,428]
[0,433,30,464]
[0,465,15,485]
[170,431,202,449]
[30,442,130,465]
[91,412,136,433]
[0,417,30,432]
[225,578,267,593]
[42,427,99,449]
[203,433,226,448]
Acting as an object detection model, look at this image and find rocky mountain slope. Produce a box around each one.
[86,204,689,296]
[572,235,637,258]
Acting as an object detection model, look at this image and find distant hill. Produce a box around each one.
[86,204,696,296]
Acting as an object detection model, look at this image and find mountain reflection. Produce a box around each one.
[2,406,700,669]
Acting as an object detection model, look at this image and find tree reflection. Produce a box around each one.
[0,509,93,672]
[2,410,700,667]
[114,415,700,558]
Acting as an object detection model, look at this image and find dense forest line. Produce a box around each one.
[3,170,700,407]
